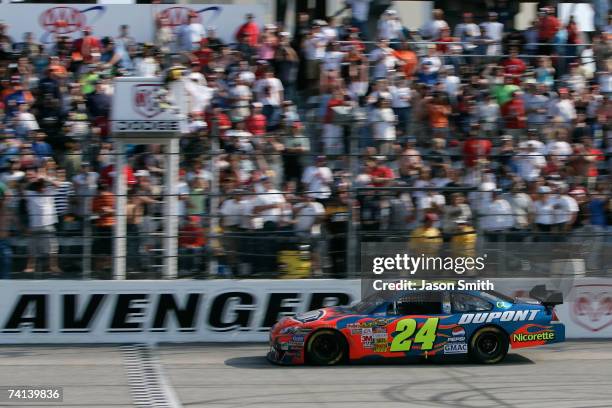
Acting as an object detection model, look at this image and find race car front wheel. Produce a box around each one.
[469,326,509,364]
[306,330,346,365]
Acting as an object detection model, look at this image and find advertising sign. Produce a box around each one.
[0,3,265,45]
[110,77,188,136]
[0,280,359,344]
[0,279,609,344]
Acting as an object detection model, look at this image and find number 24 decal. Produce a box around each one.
[390,318,439,352]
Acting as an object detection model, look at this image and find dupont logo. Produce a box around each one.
[571,284,612,332]
[133,84,162,118]
[38,6,105,36]
[451,327,465,337]
[158,6,221,30]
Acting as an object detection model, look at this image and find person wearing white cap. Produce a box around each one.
[377,9,404,45]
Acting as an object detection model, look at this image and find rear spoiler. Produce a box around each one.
[529,285,563,308]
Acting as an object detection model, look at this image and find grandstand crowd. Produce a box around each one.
[0,3,611,278]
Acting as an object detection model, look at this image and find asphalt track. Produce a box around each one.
[0,341,611,408]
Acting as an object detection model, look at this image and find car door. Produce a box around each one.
[385,291,448,356]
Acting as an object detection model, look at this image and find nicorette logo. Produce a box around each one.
[512,332,555,342]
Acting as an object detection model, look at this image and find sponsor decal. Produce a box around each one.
[289,334,305,346]
[293,310,324,323]
[448,336,465,342]
[458,310,539,325]
[451,327,465,337]
[512,331,554,342]
[133,84,163,118]
[496,301,512,309]
[346,323,362,335]
[38,6,105,42]
[157,6,222,32]
[444,343,467,354]
[570,284,612,332]
[373,331,388,352]
[361,327,374,348]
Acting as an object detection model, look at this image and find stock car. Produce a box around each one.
[268,286,565,365]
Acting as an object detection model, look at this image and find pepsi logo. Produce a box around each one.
[452,327,465,337]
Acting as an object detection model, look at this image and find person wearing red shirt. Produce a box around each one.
[501,91,527,137]
[246,102,267,136]
[538,7,560,54]
[366,157,395,187]
[72,26,101,64]
[322,90,345,155]
[501,48,526,85]
[178,215,206,273]
[579,137,604,183]
[436,27,454,54]
[205,107,232,140]
[99,164,136,187]
[462,128,492,168]
[235,13,260,48]
[193,39,213,68]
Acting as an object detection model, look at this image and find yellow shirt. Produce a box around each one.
[409,226,442,255]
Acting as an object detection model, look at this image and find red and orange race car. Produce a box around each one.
[268,287,564,365]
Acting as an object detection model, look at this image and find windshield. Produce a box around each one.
[480,290,515,303]
[349,292,387,314]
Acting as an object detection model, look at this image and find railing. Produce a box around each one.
[2,120,611,279]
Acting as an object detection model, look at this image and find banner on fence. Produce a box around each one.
[0,3,265,45]
[0,279,609,344]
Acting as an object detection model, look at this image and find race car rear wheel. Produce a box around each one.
[469,326,508,364]
[306,330,346,365]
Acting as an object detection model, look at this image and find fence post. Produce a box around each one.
[162,138,179,279]
[113,140,127,280]
[208,117,219,277]
[346,111,362,278]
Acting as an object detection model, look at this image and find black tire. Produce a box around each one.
[306,330,346,365]
[469,326,509,364]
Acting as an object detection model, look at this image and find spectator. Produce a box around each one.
[302,156,333,202]
[235,13,260,48]
[409,212,442,255]
[346,0,373,39]
[480,12,504,56]
[72,26,101,65]
[370,93,397,155]
[92,183,114,272]
[0,181,10,278]
[480,188,514,242]
[420,9,448,41]
[454,12,480,55]
[23,177,61,273]
[178,215,206,274]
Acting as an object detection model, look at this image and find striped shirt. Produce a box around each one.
[53,181,74,216]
